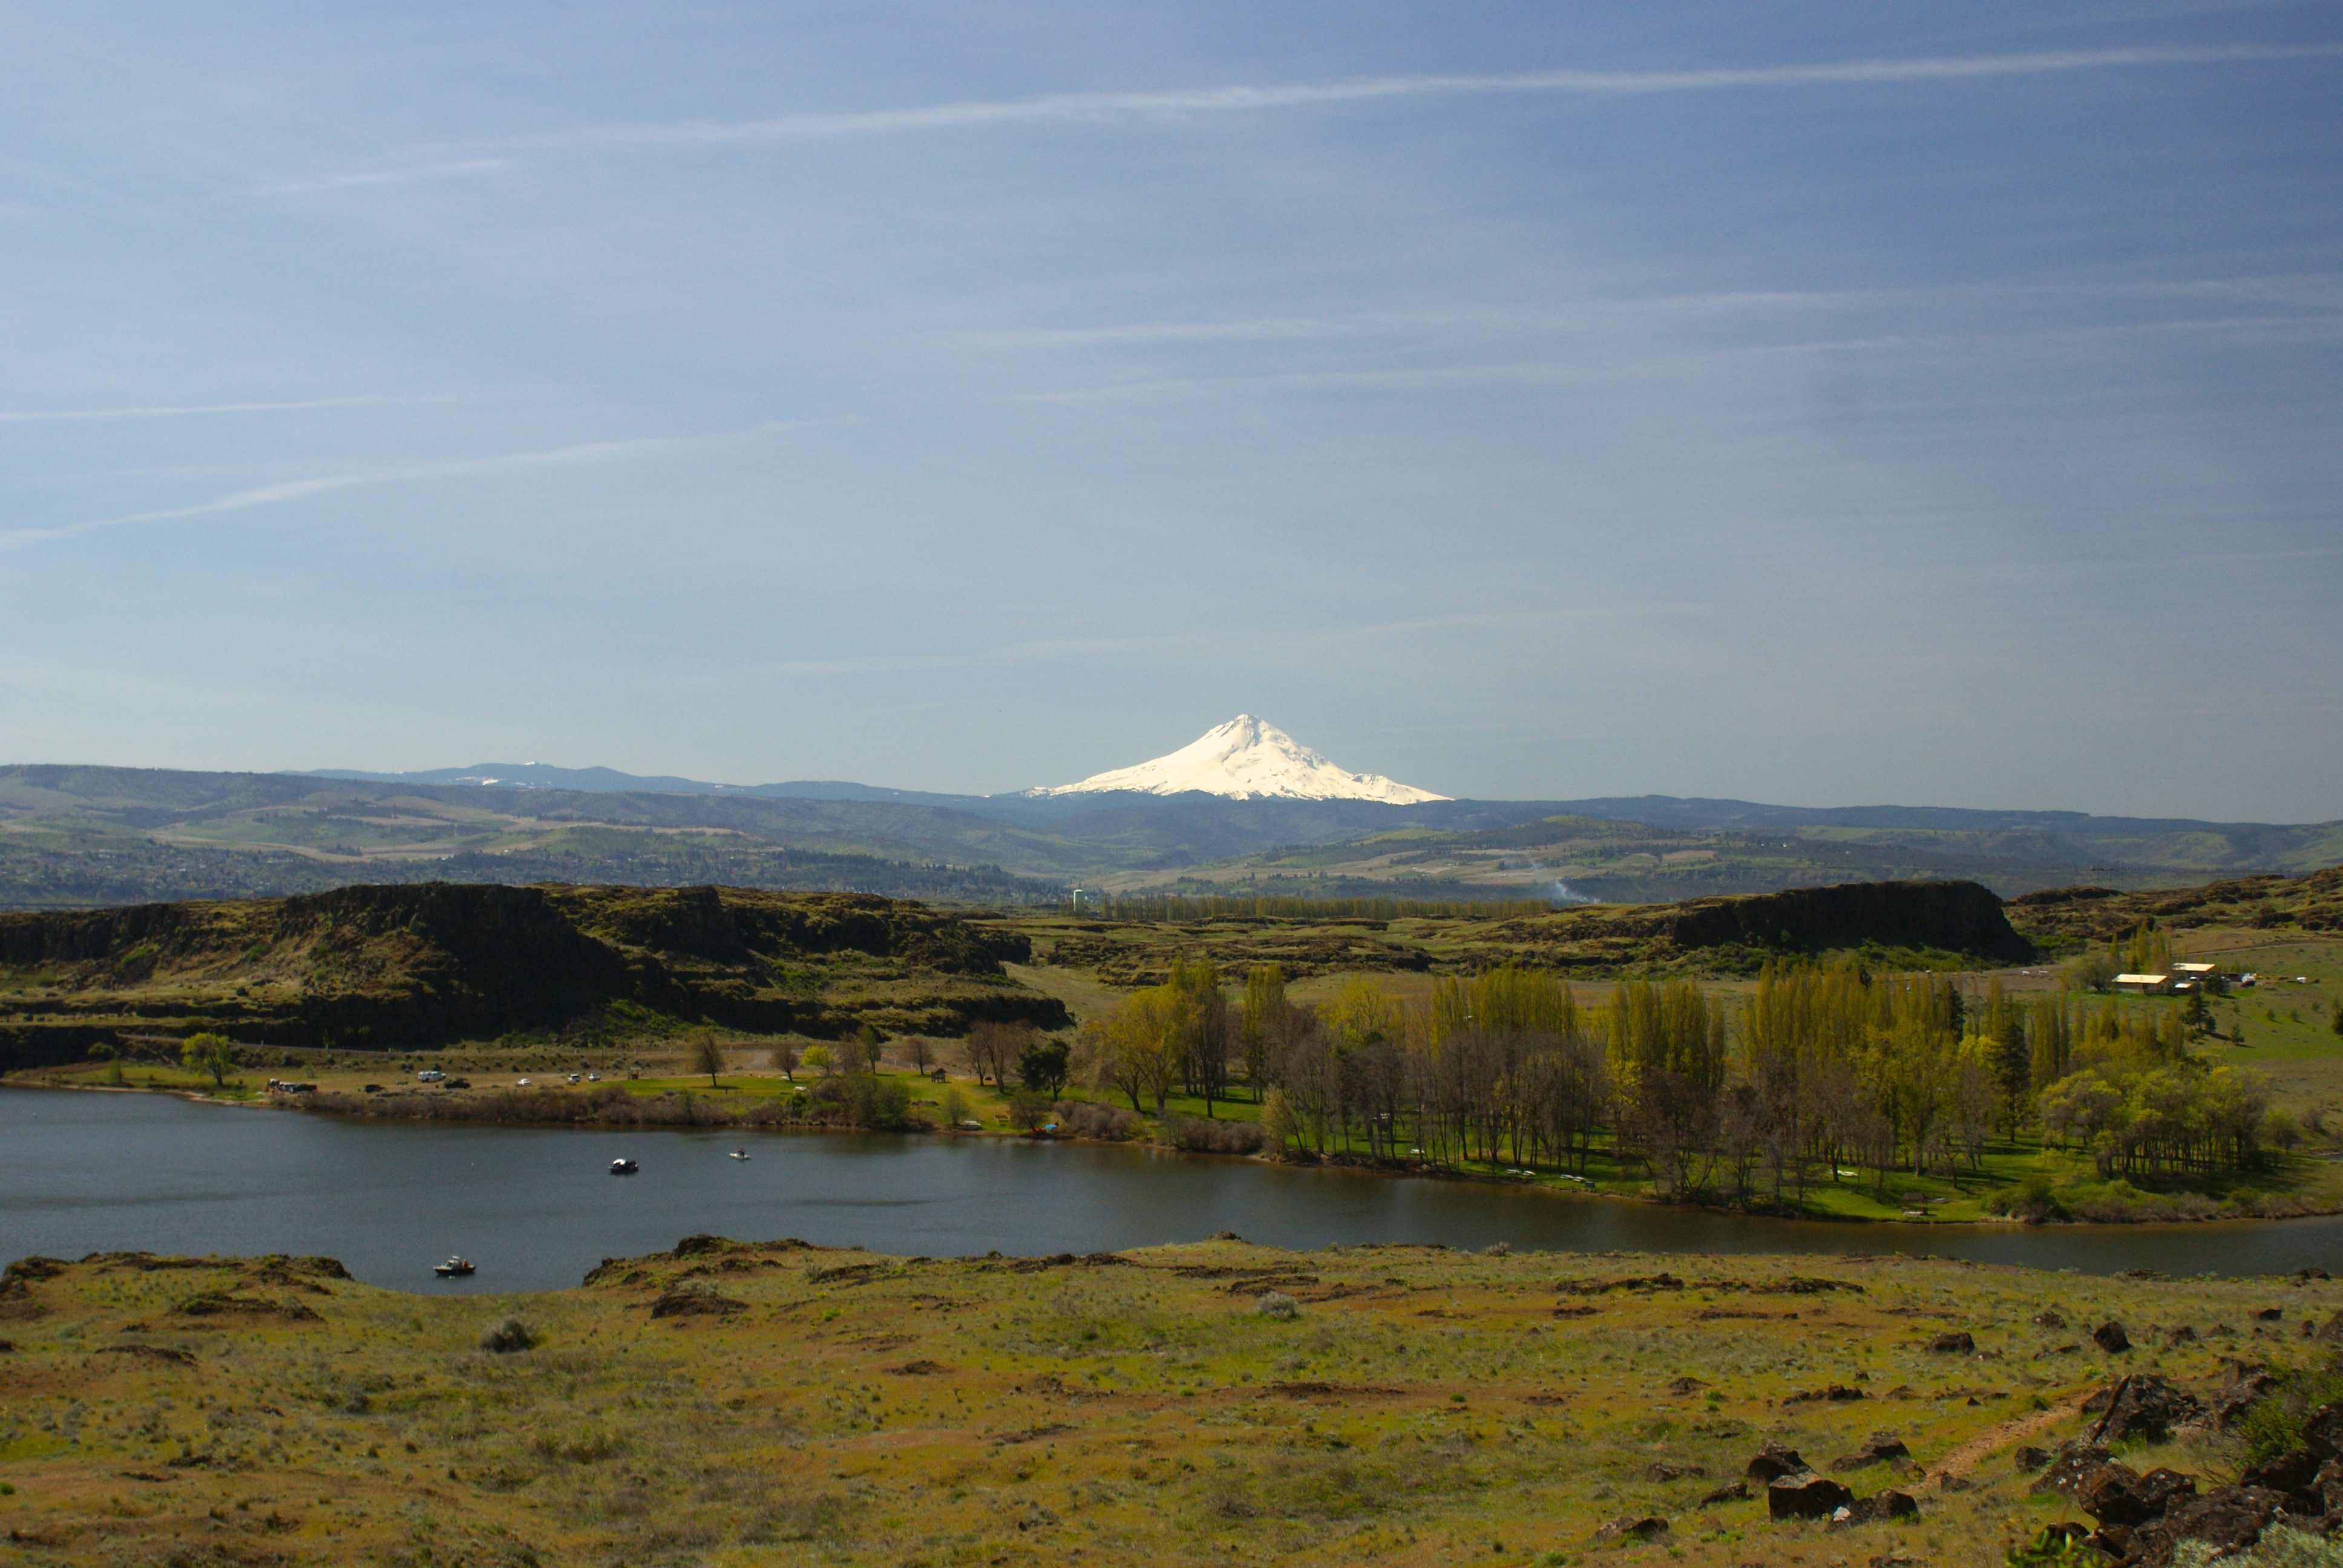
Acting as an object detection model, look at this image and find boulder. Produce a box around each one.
[2315,1458,2343,1517]
[2240,1449,2321,1495]
[2319,1312,2343,1345]
[2166,1325,2198,1347]
[1769,1471,1855,1521]
[1829,1432,1914,1473]
[2302,1400,2343,1460]
[2033,1309,2068,1329]
[2030,1441,2115,1500]
[2013,1445,2051,1474]
[1926,1331,1975,1354]
[2214,1371,2278,1431]
[1697,1480,1749,1507]
[1784,1384,1868,1406]
[2088,1374,2205,1445]
[1591,1514,1669,1543]
[2094,1321,2132,1353]
[2076,1462,2195,1527]
[1835,1489,1919,1526]
[1746,1442,1809,1483]
[2129,1485,2289,1567]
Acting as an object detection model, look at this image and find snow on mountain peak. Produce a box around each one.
[1033,716,1447,803]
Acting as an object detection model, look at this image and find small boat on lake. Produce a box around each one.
[609,1157,638,1175]
[433,1256,475,1278]
[728,1149,750,1161]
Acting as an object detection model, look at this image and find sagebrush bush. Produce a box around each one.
[477,1316,536,1354]
[1159,1113,1268,1155]
[1054,1100,1136,1139]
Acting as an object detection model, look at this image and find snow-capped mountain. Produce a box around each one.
[1032,716,1447,803]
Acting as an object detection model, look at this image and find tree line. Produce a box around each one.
[1071,954,2281,1206]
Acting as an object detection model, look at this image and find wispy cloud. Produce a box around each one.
[280,43,2338,189]
[0,392,479,424]
[1,420,845,549]
[254,158,517,196]
[906,274,2343,358]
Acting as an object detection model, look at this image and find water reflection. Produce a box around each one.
[3,1088,2334,1293]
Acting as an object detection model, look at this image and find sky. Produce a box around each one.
[2,3,2338,820]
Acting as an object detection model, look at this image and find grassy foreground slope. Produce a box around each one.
[1,1241,2335,1567]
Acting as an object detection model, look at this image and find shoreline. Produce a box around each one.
[12,1074,2337,1232]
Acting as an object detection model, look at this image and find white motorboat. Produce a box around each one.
[609,1157,638,1174]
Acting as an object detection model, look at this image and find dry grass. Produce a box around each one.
[2,1240,2334,1566]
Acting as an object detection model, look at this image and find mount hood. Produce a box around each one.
[1032,716,1447,804]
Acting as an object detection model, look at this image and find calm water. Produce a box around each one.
[4,1088,2337,1294]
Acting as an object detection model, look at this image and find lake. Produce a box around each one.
[4,1088,2336,1293]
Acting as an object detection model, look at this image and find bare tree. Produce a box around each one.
[903,1036,935,1075]
[689,1030,725,1088]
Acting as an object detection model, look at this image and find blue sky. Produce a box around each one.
[2,3,2338,818]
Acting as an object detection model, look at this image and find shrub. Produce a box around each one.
[1052,1100,1135,1140]
[1256,1292,1299,1320]
[478,1317,536,1353]
[2236,1361,2343,1466]
[1159,1112,1269,1155]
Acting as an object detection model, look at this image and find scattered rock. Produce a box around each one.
[1591,1514,1669,1543]
[1210,1231,1246,1242]
[1834,1489,1918,1526]
[1644,1462,1706,1483]
[2077,1462,2195,1527]
[2166,1325,2198,1347]
[2014,1446,2051,1474]
[476,1317,535,1353]
[2255,1308,2285,1321]
[887,1359,949,1376]
[2295,1267,2332,1282]
[2321,1314,2343,1346]
[1784,1384,1867,1406]
[2094,1321,2131,1353]
[2088,1374,2206,1445]
[2301,1401,2343,1460]
[1937,1471,1973,1493]
[1665,1376,1706,1395]
[2032,1309,2068,1328]
[2129,1485,2290,1565]
[1768,1472,1855,1520]
[1829,1432,1913,1473]
[1746,1443,1808,1483]
[2215,1371,2278,1431]
[2030,1442,2115,1501]
[1926,1331,1975,1354]
[1697,1480,1749,1507]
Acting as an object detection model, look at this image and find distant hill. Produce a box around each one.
[0,883,1069,1070]
[2,762,2335,910]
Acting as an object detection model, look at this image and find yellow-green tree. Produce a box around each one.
[180,1032,234,1088]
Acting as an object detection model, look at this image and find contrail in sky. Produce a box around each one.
[274,42,2339,191]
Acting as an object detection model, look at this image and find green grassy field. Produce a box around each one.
[4,1239,2336,1567]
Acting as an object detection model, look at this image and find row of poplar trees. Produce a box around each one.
[1075,953,2274,1205]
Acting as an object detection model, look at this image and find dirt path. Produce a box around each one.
[1930,1389,2092,1480]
